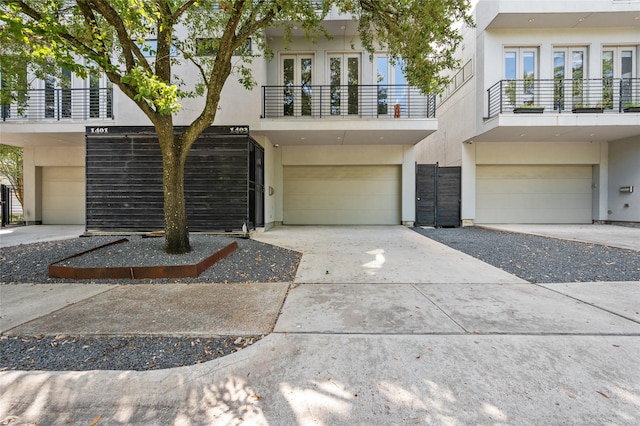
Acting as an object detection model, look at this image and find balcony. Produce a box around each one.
[256,85,437,146]
[487,78,640,119]
[1,87,113,122]
[262,85,436,119]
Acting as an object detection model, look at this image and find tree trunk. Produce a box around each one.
[160,131,191,254]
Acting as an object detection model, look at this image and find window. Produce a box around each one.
[196,38,252,57]
[504,47,538,106]
[61,68,71,118]
[136,39,178,57]
[553,47,587,110]
[603,47,636,109]
[376,54,407,116]
[328,53,360,115]
[281,54,313,116]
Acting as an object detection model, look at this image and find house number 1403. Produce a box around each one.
[230,127,248,134]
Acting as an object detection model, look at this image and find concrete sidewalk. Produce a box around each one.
[1,225,640,425]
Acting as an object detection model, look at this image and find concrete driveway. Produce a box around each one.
[0,225,85,248]
[254,226,526,284]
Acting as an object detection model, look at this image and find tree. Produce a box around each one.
[0,144,24,209]
[0,0,472,253]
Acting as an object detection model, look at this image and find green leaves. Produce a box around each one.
[121,67,181,114]
[339,0,474,94]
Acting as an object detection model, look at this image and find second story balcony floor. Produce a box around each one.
[1,87,114,122]
[487,78,640,119]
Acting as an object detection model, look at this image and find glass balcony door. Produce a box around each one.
[553,47,587,111]
[504,48,538,108]
[328,53,360,116]
[603,47,635,110]
[281,54,313,117]
[376,55,407,116]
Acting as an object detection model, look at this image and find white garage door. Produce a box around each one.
[284,165,401,225]
[42,167,85,224]
[476,165,592,224]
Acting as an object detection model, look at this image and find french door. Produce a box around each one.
[603,47,635,110]
[328,53,360,116]
[504,48,537,107]
[281,54,313,116]
[375,55,407,116]
[553,47,587,110]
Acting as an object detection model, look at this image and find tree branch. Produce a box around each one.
[86,0,151,74]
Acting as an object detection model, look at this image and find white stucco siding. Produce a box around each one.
[608,137,640,222]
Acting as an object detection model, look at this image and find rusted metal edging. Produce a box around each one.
[49,240,238,280]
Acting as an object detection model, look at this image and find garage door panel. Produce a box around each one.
[479,165,592,180]
[42,167,85,225]
[285,180,399,197]
[476,165,592,224]
[284,165,401,225]
[479,179,593,195]
[286,194,398,210]
[477,208,592,224]
[478,193,592,209]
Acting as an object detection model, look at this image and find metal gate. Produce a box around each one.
[415,164,461,227]
[1,184,13,227]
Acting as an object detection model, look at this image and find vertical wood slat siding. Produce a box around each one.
[86,129,252,232]
[415,164,437,226]
[436,167,461,227]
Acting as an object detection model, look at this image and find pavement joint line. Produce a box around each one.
[272,331,640,337]
[271,282,293,333]
[411,283,470,333]
[533,283,640,325]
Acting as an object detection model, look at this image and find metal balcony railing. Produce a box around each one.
[262,85,436,119]
[1,87,114,122]
[487,78,640,118]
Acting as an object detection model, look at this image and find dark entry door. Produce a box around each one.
[416,164,461,227]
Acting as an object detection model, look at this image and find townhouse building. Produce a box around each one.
[4,0,637,232]
[416,0,640,226]
[1,4,436,231]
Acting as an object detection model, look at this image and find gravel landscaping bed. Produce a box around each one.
[1,234,301,284]
[413,226,640,283]
[0,335,261,371]
[1,234,299,371]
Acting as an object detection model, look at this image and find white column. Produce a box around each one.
[401,145,416,226]
[460,141,477,226]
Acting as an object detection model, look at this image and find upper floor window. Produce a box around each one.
[504,47,538,106]
[375,54,408,116]
[553,47,587,110]
[136,39,178,57]
[196,38,252,57]
[603,46,636,109]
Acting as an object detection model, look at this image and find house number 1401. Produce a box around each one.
[90,127,109,134]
